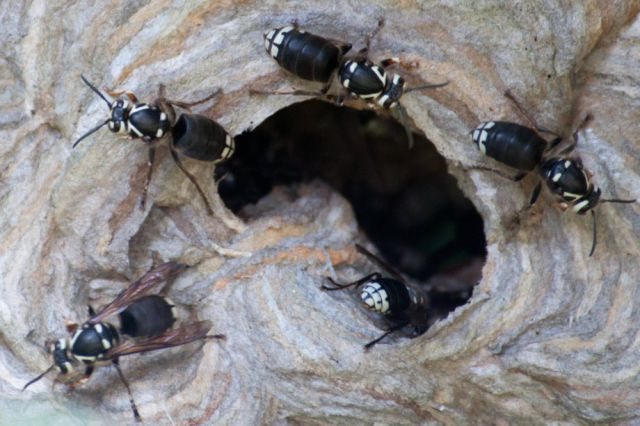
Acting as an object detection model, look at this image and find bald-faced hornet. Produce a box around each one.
[73,76,235,214]
[23,262,224,422]
[322,244,430,350]
[258,19,448,147]
[471,91,635,256]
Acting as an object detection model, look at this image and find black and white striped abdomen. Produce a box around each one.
[360,278,411,316]
[472,121,547,171]
[264,26,348,83]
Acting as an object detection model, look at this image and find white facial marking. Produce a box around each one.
[94,324,103,333]
[156,129,164,138]
[349,62,358,73]
[343,78,350,88]
[270,45,279,58]
[101,338,111,349]
[116,121,128,133]
[564,160,571,168]
[160,112,167,121]
[552,173,562,182]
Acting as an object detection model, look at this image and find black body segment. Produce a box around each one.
[541,158,590,198]
[70,323,119,362]
[381,279,412,316]
[540,157,601,213]
[171,114,235,162]
[128,105,171,139]
[339,59,386,97]
[264,26,351,83]
[473,121,547,171]
[119,295,176,338]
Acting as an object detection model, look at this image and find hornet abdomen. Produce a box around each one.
[473,121,547,171]
[118,295,176,338]
[171,114,235,163]
[264,26,351,83]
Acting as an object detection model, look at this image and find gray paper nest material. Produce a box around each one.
[2,1,640,424]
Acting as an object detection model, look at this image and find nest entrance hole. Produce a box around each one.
[216,100,486,317]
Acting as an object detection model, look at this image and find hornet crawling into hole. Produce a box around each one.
[471,90,635,256]
[322,244,431,350]
[73,75,236,214]
[22,262,225,422]
[258,19,448,147]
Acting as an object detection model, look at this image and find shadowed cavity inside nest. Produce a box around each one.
[216,100,486,319]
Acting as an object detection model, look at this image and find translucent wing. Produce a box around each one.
[355,243,408,286]
[88,262,187,324]
[105,321,214,359]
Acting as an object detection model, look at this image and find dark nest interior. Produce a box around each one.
[216,99,486,321]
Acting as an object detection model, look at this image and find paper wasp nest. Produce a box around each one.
[2,1,640,424]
